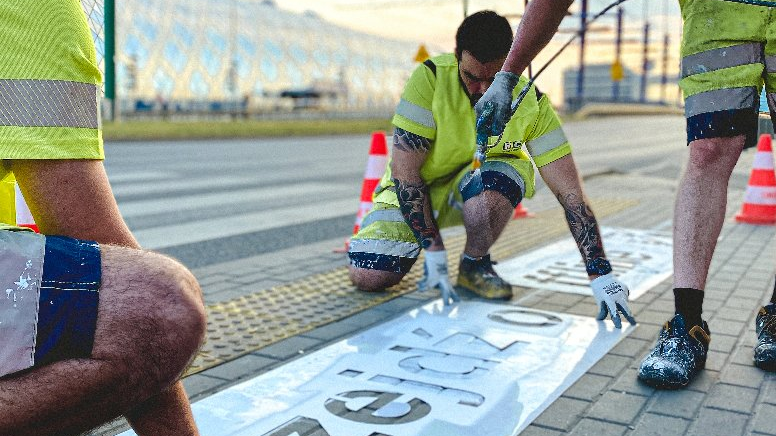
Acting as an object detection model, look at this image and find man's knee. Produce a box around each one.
[348,265,404,291]
[687,136,745,174]
[96,247,206,389]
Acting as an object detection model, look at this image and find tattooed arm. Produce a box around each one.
[537,154,609,279]
[391,127,444,251]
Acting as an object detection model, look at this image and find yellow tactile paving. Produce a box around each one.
[188,198,638,374]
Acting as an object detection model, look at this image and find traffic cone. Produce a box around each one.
[512,202,534,219]
[15,183,38,232]
[736,134,776,225]
[335,131,389,252]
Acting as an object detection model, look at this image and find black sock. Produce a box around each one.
[674,288,704,327]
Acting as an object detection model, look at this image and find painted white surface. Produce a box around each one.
[494,227,672,299]
[120,301,630,436]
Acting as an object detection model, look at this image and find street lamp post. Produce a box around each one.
[105,0,116,121]
[576,0,588,109]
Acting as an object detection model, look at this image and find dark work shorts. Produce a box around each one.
[0,231,100,377]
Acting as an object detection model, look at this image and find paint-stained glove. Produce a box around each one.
[418,250,460,306]
[474,71,520,137]
[590,273,637,329]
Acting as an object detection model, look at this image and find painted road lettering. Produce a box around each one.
[117,302,631,436]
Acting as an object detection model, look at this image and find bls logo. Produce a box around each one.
[502,141,523,152]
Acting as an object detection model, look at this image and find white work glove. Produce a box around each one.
[418,250,460,306]
[474,71,520,137]
[590,273,637,329]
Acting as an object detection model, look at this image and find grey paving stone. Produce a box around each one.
[636,310,674,326]
[340,307,399,327]
[564,373,614,401]
[705,350,728,372]
[586,391,647,425]
[203,354,279,381]
[533,397,590,431]
[518,425,566,436]
[253,335,323,360]
[201,279,240,295]
[182,373,230,399]
[629,413,690,436]
[566,302,600,317]
[372,296,425,313]
[708,333,739,353]
[542,292,585,307]
[567,418,628,436]
[720,363,766,388]
[648,390,705,419]
[588,354,632,378]
[299,319,364,342]
[726,297,763,310]
[688,408,748,436]
[629,324,663,342]
[732,345,756,366]
[715,307,757,322]
[227,271,274,285]
[763,377,776,405]
[532,303,568,314]
[610,368,655,397]
[685,369,720,394]
[752,403,776,435]
[703,298,724,312]
[195,273,233,286]
[708,319,747,337]
[645,299,674,314]
[705,383,758,414]
[610,337,651,358]
[704,290,730,302]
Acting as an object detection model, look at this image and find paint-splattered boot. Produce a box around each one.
[754,303,776,371]
[456,254,512,300]
[638,314,710,389]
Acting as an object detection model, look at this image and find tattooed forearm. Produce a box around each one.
[394,178,438,249]
[393,127,431,153]
[558,192,605,263]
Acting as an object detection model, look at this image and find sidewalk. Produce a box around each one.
[96,145,776,436]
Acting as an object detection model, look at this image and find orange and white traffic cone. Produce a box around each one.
[736,134,776,225]
[512,202,534,219]
[15,183,38,232]
[335,131,389,252]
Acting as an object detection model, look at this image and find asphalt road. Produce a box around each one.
[103,114,708,268]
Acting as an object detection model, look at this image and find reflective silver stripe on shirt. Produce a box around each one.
[766,55,776,73]
[681,43,762,78]
[360,208,405,230]
[526,127,568,157]
[349,238,420,258]
[0,231,46,377]
[0,80,99,128]
[684,87,757,118]
[395,98,435,129]
[481,160,526,197]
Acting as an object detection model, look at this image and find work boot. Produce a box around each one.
[638,314,710,389]
[755,303,776,371]
[456,254,512,300]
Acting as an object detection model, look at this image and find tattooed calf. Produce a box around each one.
[394,178,438,248]
[393,127,431,152]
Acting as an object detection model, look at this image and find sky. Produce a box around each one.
[273,0,684,104]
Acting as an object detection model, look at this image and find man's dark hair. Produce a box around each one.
[455,10,513,63]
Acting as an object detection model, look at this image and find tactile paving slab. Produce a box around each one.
[189,198,638,374]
